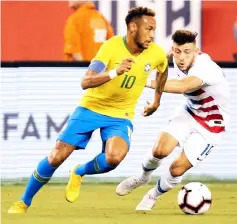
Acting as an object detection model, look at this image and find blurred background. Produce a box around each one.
[2,0,237,62]
[1,0,237,184]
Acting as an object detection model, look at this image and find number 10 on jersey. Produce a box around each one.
[121,75,136,89]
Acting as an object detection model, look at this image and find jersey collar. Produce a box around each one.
[123,36,129,51]
[123,36,143,57]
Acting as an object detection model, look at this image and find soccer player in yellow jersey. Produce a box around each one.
[8,7,168,213]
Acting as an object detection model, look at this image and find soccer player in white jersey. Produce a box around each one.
[116,30,231,211]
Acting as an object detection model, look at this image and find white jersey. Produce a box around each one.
[173,53,231,134]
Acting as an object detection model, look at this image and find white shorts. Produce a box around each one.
[163,107,224,166]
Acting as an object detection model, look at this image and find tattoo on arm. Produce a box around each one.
[156,67,168,94]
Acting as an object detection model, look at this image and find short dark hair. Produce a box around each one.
[125,7,155,26]
[172,30,198,45]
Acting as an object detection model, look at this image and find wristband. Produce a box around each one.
[108,69,118,79]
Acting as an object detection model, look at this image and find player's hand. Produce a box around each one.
[116,58,135,76]
[142,101,160,117]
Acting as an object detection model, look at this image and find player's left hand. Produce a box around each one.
[142,101,159,117]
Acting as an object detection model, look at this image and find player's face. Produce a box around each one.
[134,16,156,49]
[172,42,198,72]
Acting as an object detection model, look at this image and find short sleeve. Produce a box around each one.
[157,56,168,73]
[92,39,112,66]
[188,54,222,86]
[156,47,168,73]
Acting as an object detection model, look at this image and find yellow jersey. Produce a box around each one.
[80,35,167,120]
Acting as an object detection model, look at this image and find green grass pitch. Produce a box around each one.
[2,183,237,224]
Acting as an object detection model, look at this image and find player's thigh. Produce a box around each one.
[155,111,193,158]
[183,132,214,167]
[58,107,99,149]
[153,132,179,158]
[101,119,133,165]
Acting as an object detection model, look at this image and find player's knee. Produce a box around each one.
[169,161,187,177]
[152,133,177,159]
[152,144,170,159]
[106,151,125,166]
[48,149,65,166]
[48,142,72,166]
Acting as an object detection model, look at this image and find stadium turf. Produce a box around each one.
[2,183,237,224]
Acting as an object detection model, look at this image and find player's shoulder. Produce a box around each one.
[196,52,212,63]
[148,42,166,56]
[106,35,123,43]
[149,42,166,51]
[189,52,224,82]
[195,52,221,70]
[101,35,123,48]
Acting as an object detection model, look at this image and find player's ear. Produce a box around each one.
[194,47,199,56]
[130,22,137,33]
[171,46,175,54]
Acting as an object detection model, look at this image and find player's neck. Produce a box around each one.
[124,35,143,56]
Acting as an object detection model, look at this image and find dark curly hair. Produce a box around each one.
[172,30,198,45]
[125,6,155,26]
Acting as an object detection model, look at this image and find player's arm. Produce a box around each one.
[143,62,168,116]
[81,58,134,90]
[146,76,203,94]
[153,66,168,105]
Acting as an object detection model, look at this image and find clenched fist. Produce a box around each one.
[116,58,135,76]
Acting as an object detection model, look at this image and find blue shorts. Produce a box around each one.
[58,107,133,151]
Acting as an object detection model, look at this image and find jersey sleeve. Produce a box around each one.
[92,39,112,66]
[156,48,168,73]
[64,16,82,55]
[88,38,113,73]
[188,54,221,86]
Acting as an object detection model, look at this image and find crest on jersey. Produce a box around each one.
[144,63,151,72]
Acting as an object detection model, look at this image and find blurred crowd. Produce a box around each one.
[64,1,114,61]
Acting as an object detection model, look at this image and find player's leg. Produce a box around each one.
[73,117,132,177]
[66,136,129,203]
[66,118,132,202]
[116,132,178,196]
[136,150,191,211]
[116,110,192,196]
[9,107,93,213]
[72,136,129,177]
[8,141,75,213]
[136,133,214,211]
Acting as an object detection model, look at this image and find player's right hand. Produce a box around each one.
[116,58,135,76]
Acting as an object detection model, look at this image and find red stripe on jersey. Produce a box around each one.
[199,96,214,104]
[189,96,214,106]
[199,105,219,112]
[186,107,225,133]
[204,113,224,121]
